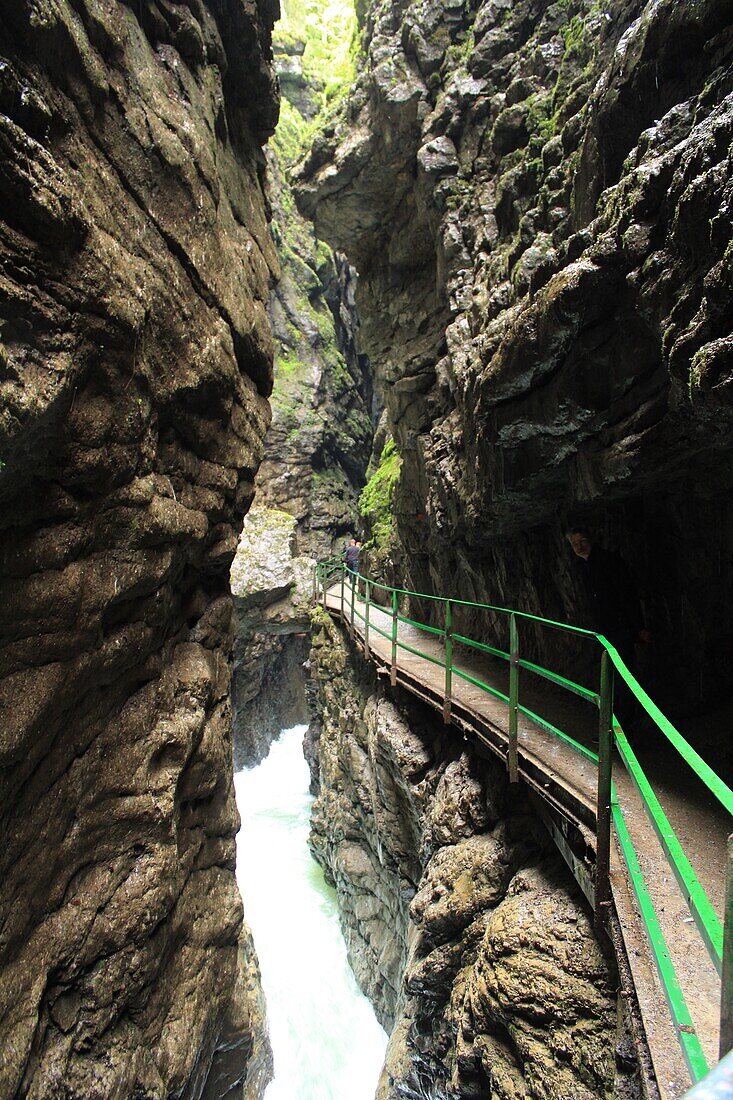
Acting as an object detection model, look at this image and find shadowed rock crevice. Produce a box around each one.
[253,10,376,560]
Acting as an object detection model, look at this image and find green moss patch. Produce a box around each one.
[359,438,402,554]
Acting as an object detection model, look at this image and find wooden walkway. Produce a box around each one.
[324,584,730,1099]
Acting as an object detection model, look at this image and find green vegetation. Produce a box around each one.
[315,239,332,270]
[275,347,300,377]
[267,0,373,470]
[552,2,602,108]
[279,0,357,98]
[560,7,601,66]
[516,1,603,162]
[445,178,472,213]
[525,92,556,146]
[273,0,359,164]
[310,603,331,631]
[445,27,475,71]
[359,438,401,554]
[273,98,309,164]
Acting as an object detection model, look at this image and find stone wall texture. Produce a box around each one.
[295,0,733,726]
[0,1,278,1095]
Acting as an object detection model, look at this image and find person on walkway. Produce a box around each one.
[344,538,360,587]
[566,526,651,735]
[566,526,650,669]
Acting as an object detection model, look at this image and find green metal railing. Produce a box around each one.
[314,560,733,1089]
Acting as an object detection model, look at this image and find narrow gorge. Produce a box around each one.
[0,0,731,1099]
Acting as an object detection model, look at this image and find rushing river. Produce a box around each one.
[234,725,388,1100]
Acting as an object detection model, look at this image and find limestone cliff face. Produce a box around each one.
[307,610,623,1099]
[295,0,733,721]
[0,1,277,1095]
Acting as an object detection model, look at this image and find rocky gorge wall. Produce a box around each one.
[230,508,312,767]
[253,15,376,560]
[295,0,733,727]
[0,1,278,1095]
[228,2,377,773]
[256,147,373,558]
[307,609,631,1099]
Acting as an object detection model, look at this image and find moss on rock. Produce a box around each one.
[359,437,402,558]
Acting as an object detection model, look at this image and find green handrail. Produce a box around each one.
[313,560,733,1083]
[508,613,519,783]
[614,720,723,971]
[599,637,733,818]
[595,650,614,927]
[613,789,710,1081]
[444,600,453,723]
[316,563,732,813]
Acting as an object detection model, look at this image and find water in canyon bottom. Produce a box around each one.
[234,725,388,1099]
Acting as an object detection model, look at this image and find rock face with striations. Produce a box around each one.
[295,0,733,723]
[307,609,625,1098]
[0,1,277,1095]
[230,507,313,767]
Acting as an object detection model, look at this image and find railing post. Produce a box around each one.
[364,579,371,659]
[595,648,614,930]
[340,565,345,621]
[720,833,733,1058]
[390,588,398,687]
[508,613,519,782]
[321,570,327,611]
[350,571,356,632]
[443,599,453,723]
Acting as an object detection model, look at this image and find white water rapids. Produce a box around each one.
[234,725,388,1099]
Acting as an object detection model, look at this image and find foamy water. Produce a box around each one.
[234,726,388,1099]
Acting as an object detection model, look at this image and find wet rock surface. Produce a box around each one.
[307,610,625,1098]
[0,1,277,1095]
[230,508,312,766]
[295,0,733,722]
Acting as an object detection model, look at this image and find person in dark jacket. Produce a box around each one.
[344,538,360,587]
[566,526,651,670]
